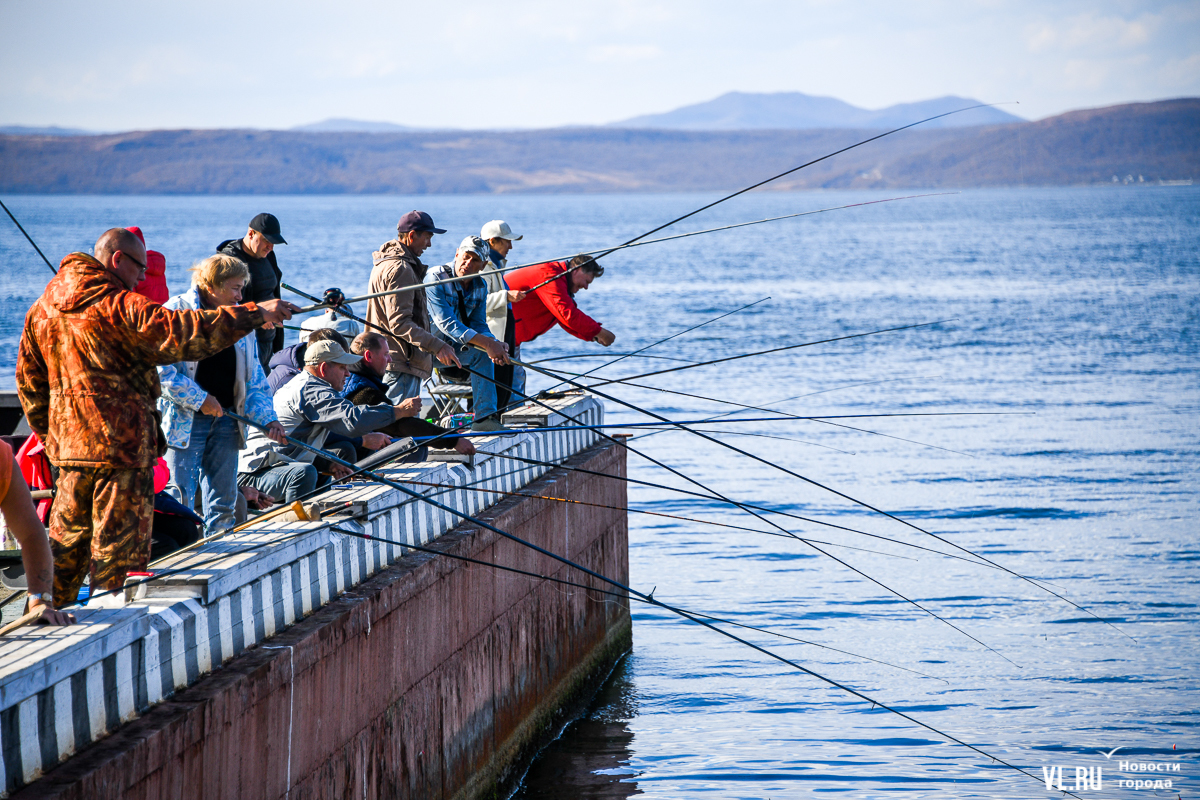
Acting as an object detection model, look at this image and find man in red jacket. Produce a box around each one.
[17,228,297,607]
[505,255,616,348]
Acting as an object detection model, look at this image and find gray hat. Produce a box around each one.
[304,340,362,366]
[457,235,489,262]
[480,220,522,242]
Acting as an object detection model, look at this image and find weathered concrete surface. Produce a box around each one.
[13,441,630,800]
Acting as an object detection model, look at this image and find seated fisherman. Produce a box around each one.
[506,254,616,349]
[237,341,404,502]
[424,237,512,433]
[344,332,476,456]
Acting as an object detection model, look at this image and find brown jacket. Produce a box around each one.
[366,240,442,381]
[17,253,265,469]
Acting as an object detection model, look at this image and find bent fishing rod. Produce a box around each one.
[289,194,949,313]
[0,198,57,275]
[279,282,1015,655]
[543,104,1014,289]
[213,409,1057,793]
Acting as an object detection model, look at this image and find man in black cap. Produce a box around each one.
[366,210,461,403]
[218,213,287,371]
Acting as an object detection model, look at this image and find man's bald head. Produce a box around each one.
[95,228,144,264]
[94,228,148,289]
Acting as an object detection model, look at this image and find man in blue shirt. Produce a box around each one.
[424,237,512,432]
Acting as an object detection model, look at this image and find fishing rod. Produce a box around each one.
[516,355,1132,641]
[543,104,1012,290]
[288,194,949,314]
[395,473,915,558]
[211,411,1053,792]
[517,193,957,295]
[280,281,1014,656]
[577,319,953,390]
[527,353,699,365]
[0,197,57,275]
[541,367,982,455]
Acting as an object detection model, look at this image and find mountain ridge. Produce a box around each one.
[1,99,1194,194]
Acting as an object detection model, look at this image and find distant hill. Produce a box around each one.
[0,125,99,137]
[291,118,421,133]
[612,92,1024,129]
[0,99,1194,194]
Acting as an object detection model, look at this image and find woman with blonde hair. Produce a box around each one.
[157,255,288,534]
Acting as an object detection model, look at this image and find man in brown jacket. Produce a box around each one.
[366,210,461,403]
[17,228,297,607]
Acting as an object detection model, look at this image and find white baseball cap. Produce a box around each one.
[480,220,522,241]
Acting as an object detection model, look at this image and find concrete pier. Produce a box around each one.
[0,394,630,799]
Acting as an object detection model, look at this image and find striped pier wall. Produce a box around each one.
[0,394,631,799]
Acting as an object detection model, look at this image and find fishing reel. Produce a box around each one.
[322,287,346,309]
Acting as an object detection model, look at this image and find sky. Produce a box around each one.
[1,0,1197,131]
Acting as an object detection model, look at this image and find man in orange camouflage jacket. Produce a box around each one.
[17,228,298,608]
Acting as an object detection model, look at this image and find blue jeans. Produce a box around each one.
[238,462,317,504]
[165,413,240,535]
[383,371,421,404]
[458,343,498,419]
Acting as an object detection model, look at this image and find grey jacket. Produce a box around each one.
[238,370,394,473]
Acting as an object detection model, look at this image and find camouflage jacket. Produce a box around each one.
[17,252,265,469]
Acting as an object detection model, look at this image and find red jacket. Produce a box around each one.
[126,226,169,304]
[507,262,602,347]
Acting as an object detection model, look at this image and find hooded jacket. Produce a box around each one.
[17,253,264,469]
[127,226,169,304]
[506,261,603,346]
[366,240,442,381]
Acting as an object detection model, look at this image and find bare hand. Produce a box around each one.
[394,397,421,419]
[483,339,511,366]
[266,421,288,444]
[257,299,301,330]
[240,485,275,509]
[361,432,392,451]
[507,289,526,303]
[199,394,224,417]
[594,328,616,347]
[454,437,476,455]
[27,599,76,626]
[435,342,462,368]
[330,463,354,480]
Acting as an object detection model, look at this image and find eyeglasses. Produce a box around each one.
[121,250,147,271]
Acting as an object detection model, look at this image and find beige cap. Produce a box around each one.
[304,340,362,366]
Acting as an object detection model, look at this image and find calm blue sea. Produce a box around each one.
[1,188,1198,798]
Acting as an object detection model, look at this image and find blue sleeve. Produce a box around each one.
[425,279,477,345]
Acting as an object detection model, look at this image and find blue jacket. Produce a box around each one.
[424,262,496,348]
[156,287,278,449]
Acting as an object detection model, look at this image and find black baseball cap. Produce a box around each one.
[250,213,287,245]
[396,210,446,235]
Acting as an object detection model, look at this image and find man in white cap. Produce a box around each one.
[237,340,404,501]
[425,237,512,432]
[480,220,527,412]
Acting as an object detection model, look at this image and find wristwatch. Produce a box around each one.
[29,592,55,606]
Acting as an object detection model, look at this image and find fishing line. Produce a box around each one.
[579,319,954,390]
[277,281,1015,657]
[527,353,699,366]
[187,410,1051,789]
[521,356,1133,642]
[0,197,57,275]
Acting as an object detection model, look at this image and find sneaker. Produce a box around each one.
[471,418,515,434]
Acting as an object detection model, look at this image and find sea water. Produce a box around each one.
[1,187,1197,798]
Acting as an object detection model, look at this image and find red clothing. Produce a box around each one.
[14,434,53,524]
[507,262,603,346]
[126,226,169,303]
